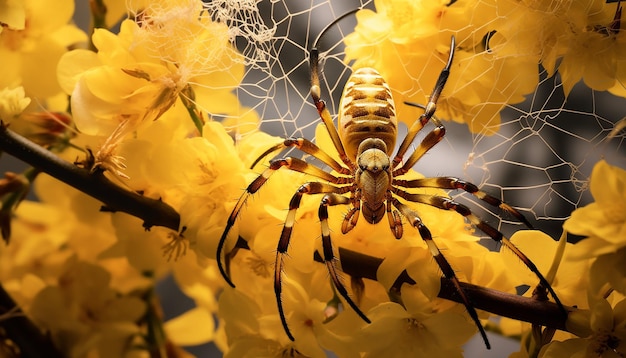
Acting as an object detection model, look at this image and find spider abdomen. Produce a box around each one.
[338,68,397,162]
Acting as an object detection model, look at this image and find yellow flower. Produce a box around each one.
[564,160,626,259]
[170,249,224,317]
[101,213,174,276]
[0,0,25,31]
[58,4,243,137]
[558,30,624,96]
[119,120,248,263]
[344,0,626,135]
[353,285,476,357]
[220,107,262,139]
[219,252,351,358]
[0,0,86,99]
[343,0,538,135]
[0,200,73,309]
[102,0,142,27]
[540,298,626,358]
[486,0,625,97]
[29,259,147,357]
[164,307,215,347]
[508,230,592,308]
[57,0,245,176]
[0,86,30,122]
[34,173,119,260]
[588,247,626,298]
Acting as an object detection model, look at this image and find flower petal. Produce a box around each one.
[165,307,215,346]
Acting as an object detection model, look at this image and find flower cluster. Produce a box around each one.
[344,0,626,134]
[1,0,625,357]
[0,0,258,356]
[532,161,626,357]
[0,0,85,146]
[56,0,248,177]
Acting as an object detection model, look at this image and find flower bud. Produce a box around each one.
[10,111,73,147]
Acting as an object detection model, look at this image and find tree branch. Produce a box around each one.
[0,125,180,231]
[0,285,63,358]
[338,246,571,331]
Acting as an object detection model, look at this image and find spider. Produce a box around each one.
[217,35,565,349]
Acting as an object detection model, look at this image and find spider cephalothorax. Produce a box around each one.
[217,35,565,349]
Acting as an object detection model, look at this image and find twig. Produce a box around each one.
[0,285,63,358]
[0,125,180,231]
[338,246,570,330]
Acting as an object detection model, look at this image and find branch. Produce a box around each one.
[0,125,575,338]
[0,285,63,358]
[0,125,180,231]
[339,246,571,331]
[235,238,572,331]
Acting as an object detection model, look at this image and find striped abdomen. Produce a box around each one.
[338,68,397,162]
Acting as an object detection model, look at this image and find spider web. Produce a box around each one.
[211,0,626,240]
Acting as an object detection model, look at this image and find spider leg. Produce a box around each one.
[341,189,361,234]
[393,176,533,228]
[390,197,491,350]
[341,207,360,234]
[250,137,350,175]
[392,115,446,177]
[310,48,356,171]
[319,193,371,324]
[386,191,403,238]
[217,156,352,287]
[392,189,566,316]
[275,182,353,341]
[392,36,455,170]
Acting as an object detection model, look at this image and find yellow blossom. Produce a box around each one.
[0,200,73,308]
[164,307,215,347]
[486,0,625,97]
[156,121,248,260]
[221,107,262,139]
[0,0,25,31]
[558,30,624,96]
[353,285,476,357]
[540,298,626,358]
[101,213,174,276]
[57,0,245,177]
[0,86,30,122]
[34,173,119,260]
[219,252,357,358]
[508,230,592,308]
[58,3,243,137]
[103,0,143,27]
[565,160,626,259]
[344,0,626,137]
[29,259,147,357]
[170,249,224,317]
[0,0,86,99]
[589,248,626,298]
[343,0,538,135]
